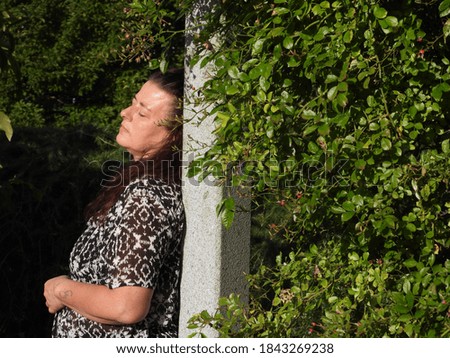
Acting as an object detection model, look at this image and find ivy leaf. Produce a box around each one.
[273,44,282,60]
[282,36,294,50]
[325,74,339,83]
[328,296,338,304]
[336,93,348,107]
[149,58,160,70]
[308,141,319,153]
[432,84,443,100]
[406,223,417,232]
[200,310,212,321]
[259,76,270,92]
[186,160,203,178]
[439,0,450,17]
[227,66,240,79]
[355,159,366,170]
[342,201,355,212]
[385,16,398,27]
[331,206,346,214]
[327,85,338,101]
[303,125,318,136]
[0,111,13,141]
[252,38,265,55]
[403,258,417,268]
[367,95,377,107]
[381,138,392,151]
[374,6,388,19]
[343,30,353,43]
[226,85,240,95]
[444,19,450,39]
[159,58,168,73]
[217,197,235,229]
[442,139,450,154]
[341,211,355,222]
[337,81,348,92]
[318,123,330,136]
[301,109,316,119]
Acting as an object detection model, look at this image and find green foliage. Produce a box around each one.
[0,10,16,141]
[120,0,189,70]
[8,101,45,128]
[0,111,13,141]
[189,241,450,337]
[0,0,146,132]
[0,10,17,77]
[181,0,450,337]
[0,0,150,337]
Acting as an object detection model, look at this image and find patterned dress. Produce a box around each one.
[52,177,185,338]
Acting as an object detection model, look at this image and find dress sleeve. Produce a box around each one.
[102,184,173,290]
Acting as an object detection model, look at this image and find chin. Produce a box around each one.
[116,132,127,147]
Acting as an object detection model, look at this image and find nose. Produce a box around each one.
[120,105,132,121]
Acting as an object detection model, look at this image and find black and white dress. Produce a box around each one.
[52,177,185,338]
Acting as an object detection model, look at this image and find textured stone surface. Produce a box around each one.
[179,0,251,338]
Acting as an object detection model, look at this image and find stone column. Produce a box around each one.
[179,0,251,338]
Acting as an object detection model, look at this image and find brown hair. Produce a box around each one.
[84,68,184,221]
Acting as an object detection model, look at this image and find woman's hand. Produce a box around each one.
[43,275,71,314]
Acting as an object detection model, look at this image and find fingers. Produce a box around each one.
[45,299,62,314]
[45,301,53,313]
[43,278,60,314]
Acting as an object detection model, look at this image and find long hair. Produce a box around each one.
[84,68,184,222]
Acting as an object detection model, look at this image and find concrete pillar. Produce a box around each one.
[179,0,251,338]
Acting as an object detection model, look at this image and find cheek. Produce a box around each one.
[134,121,168,145]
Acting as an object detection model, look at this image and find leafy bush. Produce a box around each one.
[0,0,146,132]
[183,0,450,337]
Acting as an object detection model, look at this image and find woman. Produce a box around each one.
[43,68,185,338]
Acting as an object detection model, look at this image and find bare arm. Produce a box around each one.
[44,275,153,325]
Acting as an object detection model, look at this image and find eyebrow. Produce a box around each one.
[133,96,151,110]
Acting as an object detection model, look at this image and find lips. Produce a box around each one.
[120,123,130,132]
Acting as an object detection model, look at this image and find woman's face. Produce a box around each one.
[116,81,174,160]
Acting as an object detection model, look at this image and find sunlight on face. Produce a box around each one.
[116,81,175,160]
